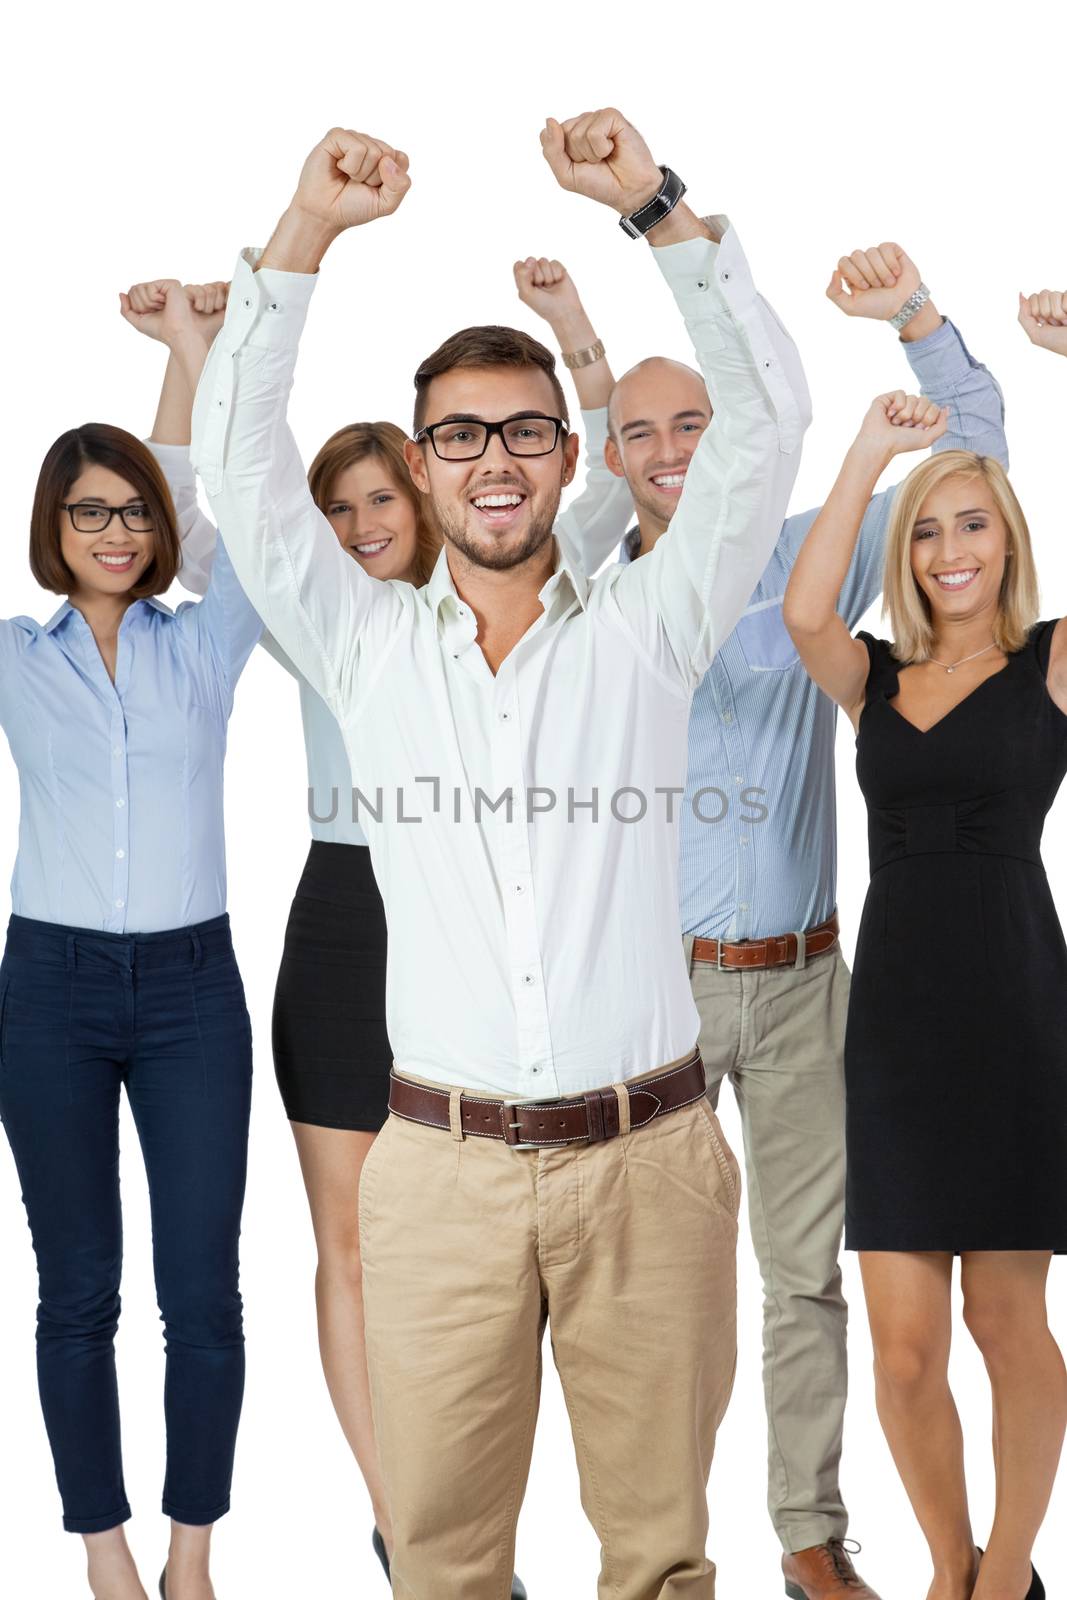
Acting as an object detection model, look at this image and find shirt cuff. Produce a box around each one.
[903,315,981,387]
[580,406,608,449]
[216,247,318,355]
[144,438,194,481]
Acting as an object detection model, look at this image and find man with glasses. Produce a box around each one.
[184,109,810,1597]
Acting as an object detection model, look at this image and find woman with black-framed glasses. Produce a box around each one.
[0,280,262,1600]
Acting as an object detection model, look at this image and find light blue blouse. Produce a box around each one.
[0,538,262,933]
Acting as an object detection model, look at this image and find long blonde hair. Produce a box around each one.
[882,450,1039,661]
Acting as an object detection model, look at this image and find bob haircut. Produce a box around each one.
[883,449,1039,662]
[30,423,181,599]
[308,420,442,587]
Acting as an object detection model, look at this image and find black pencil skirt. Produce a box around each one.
[272,841,392,1132]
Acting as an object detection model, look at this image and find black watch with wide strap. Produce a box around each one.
[619,165,687,239]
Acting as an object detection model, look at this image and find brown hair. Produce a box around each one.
[413,325,570,434]
[308,421,441,587]
[882,450,1039,661]
[30,423,181,598]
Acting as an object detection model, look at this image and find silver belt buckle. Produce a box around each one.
[502,1092,560,1151]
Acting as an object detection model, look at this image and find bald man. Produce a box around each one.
[581,241,1009,1600]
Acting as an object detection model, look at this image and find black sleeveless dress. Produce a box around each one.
[845,619,1067,1252]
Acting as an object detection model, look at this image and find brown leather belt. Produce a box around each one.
[387,1050,707,1150]
[692,911,840,971]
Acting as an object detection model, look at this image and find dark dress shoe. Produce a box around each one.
[782,1538,882,1598]
[371,1530,527,1597]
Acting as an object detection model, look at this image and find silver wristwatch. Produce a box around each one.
[889,282,931,332]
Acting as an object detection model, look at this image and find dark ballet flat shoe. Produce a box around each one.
[159,1571,167,1600]
[371,1527,391,1582]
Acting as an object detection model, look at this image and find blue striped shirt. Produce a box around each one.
[621,317,1008,939]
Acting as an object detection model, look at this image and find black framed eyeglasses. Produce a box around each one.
[414,414,568,462]
[62,502,154,534]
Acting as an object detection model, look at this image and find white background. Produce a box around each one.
[1,1,1066,1594]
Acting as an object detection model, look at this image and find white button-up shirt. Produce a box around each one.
[192,224,810,1096]
[150,406,633,850]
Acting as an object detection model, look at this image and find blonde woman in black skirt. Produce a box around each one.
[121,258,630,1590]
[783,327,1067,1600]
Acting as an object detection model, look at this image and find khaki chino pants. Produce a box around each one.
[358,1059,742,1599]
[686,940,851,1553]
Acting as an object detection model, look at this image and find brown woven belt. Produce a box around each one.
[691,911,840,971]
[387,1050,707,1150]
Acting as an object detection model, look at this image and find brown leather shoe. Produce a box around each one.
[782,1539,882,1599]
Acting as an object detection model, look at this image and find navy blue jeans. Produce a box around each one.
[0,913,252,1533]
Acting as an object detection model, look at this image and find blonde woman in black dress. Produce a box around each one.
[783,359,1067,1600]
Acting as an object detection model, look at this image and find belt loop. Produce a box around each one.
[190,930,202,970]
[682,932,695,976]
[613,1083,631,1138]
[716,936,725,971]
[66,935,77,973]
[448,1088,465,1142]
[793,928,807,971]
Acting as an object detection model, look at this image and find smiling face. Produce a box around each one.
[910,474,1011,623]
[605,358,712,531]
[324,455,420,582]
[58,463,156,600]
[405,366,578,573]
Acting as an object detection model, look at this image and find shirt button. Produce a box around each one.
[531,1066,541,1075]
[721,270,731,282]
[739,901,749,911]
[522,973,535,986]
[115,899,124,909]
[739,835,750,846]
[514,884,525,894]
[722,711,733,724]
[696,277,708,290]
[499,710,511,722]
[734,774,742,784]
[115,797,126,808]
[116,849,125,860]
[112,745,122,757]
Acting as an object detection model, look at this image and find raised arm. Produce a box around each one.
[1019,286,1067,714]
[782,391,948,726]
[542,107,810,687]
[772,242,1010,626]
[121,277,231,597]
[185,129,413,718]
[513,254,634,572]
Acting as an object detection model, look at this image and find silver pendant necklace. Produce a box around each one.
[927,641,996,675]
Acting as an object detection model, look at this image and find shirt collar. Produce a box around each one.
[427,538,589,633]
[43,594,173,635]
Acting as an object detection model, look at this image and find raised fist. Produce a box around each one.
[857,391,948,455]
[827,243,920,321]
[120,279,229,345]
[541,109,662,215]
[290,127,411,233]
[1018,289,1067,356]
[513,257,583,325]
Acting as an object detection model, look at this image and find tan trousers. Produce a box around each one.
[686,940,850,1553]
[358,1060,742,1599]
